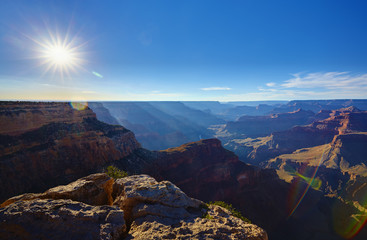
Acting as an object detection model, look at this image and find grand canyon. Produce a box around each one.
[2,1,367,239]
[1,100,367,239]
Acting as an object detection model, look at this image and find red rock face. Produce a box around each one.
[0,102,96,136]
[0,102,141,201]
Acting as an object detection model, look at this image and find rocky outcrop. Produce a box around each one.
[0,102,141,202]
[0,173,268,240]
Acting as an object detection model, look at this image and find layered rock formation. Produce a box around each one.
[265,108,367,178]
[224,107,367,165]
[0,173,268,240]
[270,99,367,114]
[0,102,141,202]
[225,109,316,137]
[0,101,96,135]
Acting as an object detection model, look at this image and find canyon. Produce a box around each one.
[2,100,367,239]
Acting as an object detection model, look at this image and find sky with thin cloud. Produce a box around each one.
[1,0,367,101]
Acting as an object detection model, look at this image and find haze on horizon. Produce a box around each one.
[1,0,367,102]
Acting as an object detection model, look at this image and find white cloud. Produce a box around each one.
[216,70,367,101]
[215,89,357,102]
[201,87,231,91]
[282,72,367,90]
[238,71,367,101]
[258,87,278,92]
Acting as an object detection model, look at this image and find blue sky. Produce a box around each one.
[1,0,367,101]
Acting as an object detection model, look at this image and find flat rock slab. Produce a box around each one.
[114,174,202,209]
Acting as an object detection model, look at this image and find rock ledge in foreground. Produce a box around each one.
[0,173,268,240]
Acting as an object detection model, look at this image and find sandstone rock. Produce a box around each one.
[1,173,114,208]
[131,203,191,220]
[113,174,202,210]
[0,199,126,240]
[43,173,114,206]
[127,204,268,240]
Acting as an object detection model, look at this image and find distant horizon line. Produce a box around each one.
[1,98,367,103]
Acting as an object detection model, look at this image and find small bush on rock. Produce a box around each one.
[208,201,251,223]
[105,165,128,179]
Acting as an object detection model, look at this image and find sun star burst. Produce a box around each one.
[29,27,87,80]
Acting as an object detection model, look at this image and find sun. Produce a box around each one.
[39,39,85,78]
[40,42,82,77]
[46,45,73,65]
[28,28,87,79]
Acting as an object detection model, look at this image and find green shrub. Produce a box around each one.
[105,165,128,179]
[202,212,213,219]
[208,201,251,223]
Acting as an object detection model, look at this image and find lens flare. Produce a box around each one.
[287,147,326,218]
[338,213,367,239]
[92,71,103,78]
[333,184,367,238]
[70,101,88,111]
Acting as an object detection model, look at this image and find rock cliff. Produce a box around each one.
[0,173,268,240]
[0,102,141,202]
[0,101,96,135]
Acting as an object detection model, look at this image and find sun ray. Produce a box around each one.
[24,23,88,80]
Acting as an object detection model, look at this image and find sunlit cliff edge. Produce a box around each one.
[0,173,268,240]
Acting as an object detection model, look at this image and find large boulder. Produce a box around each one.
[113,174,202,210]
